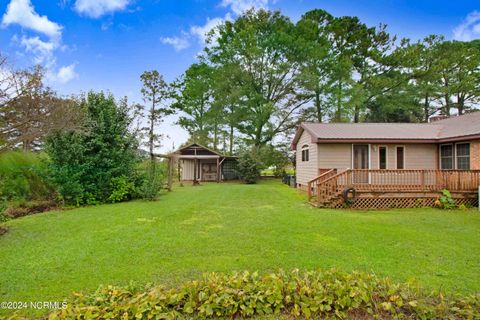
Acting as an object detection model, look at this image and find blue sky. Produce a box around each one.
[1,0,480,151]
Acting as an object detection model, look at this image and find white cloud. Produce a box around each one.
[160,35,190,51]
[19,35,57,65]
[1,0,62,40]
[160,0,271,52]
[56,63,78,84]
[453,11,480,41]
[220,0,270,15]
[190,15,230,44]
[74,0,131,18]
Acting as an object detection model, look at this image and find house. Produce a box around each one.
[172,143,238,183]
[291,112,480,208]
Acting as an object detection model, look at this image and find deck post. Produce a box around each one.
[421,170,425,192]
[167,156,173,191]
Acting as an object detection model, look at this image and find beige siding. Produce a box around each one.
[181,159,195,180]
[370,144,437,169]
[317,144,352,171]
[295,131,318,186]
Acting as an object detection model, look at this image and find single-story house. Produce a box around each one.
[291,112,480,208]
[172,143,238,183]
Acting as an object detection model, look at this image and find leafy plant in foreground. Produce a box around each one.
[46,269,480,320]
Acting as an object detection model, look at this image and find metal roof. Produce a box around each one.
[292,112,480,148]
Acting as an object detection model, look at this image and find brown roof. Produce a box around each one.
[292,112,480,148]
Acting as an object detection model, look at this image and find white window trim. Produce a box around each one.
[351,144,371,169]
[439,143,454,170]
[454,142,470,170]
[395,145,406,170]
[378,145,388,169]
[301,144,309,162]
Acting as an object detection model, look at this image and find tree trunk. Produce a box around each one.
[457,95,465,115]
[229,124,234,155]
[354,105,359,123]
[315,91,322,122]
[149,99,156,174]
[336,80,342,122]
[424,93,429,123]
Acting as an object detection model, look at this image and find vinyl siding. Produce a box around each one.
[317,144,352,171]
[370,144,437,169]
[295,130,318,186]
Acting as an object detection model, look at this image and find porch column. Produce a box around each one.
[216,157,220,182]
[193,158,198,185]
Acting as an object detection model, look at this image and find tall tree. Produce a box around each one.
[435,41,480,116]
[0,65,82,151]
[171,63,215,147]
[206,9,310,146]
[296,9,334,122]
[408,35,444,122]
[140,70,171,164]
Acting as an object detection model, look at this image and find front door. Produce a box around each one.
[353,145,369,183]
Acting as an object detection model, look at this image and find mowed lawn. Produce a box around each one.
[1,179,480,311]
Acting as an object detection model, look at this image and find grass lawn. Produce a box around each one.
[1,179,480,315]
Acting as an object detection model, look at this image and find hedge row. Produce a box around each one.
[41,269,480,319]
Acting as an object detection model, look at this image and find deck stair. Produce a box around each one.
[307,169,480,209]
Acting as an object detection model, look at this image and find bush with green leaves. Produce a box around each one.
[107,175,135,203]
[0,151,54,202]
[439,189,457,209]
[45,92,140,205]
[46,269,480,320]
[236,148,264,184]
[135,160,168,200]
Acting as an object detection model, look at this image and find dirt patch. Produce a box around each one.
[0,226,7,236]
[4,200,58,219]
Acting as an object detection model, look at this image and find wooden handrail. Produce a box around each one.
[311,169,480,207]
[307,168,336,200]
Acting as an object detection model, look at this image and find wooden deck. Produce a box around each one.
[307,169,480,209]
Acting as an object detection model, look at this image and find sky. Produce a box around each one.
[1,0,480,152]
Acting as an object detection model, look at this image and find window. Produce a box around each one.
[440,144,453,170]
[456,143,470,170]
[396,146,404,169]
[379,146,387,169]
[301,144,309,162]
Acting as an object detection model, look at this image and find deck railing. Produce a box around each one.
[309,169,480,205]
[307,169,337,201]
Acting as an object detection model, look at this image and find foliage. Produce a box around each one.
[0,151,54,201]
[47,269,480,319]
[1,180,480,314]
[0,65,84,151]
[139,70,172,200]
[236,148,264,184]
[258,144,292,176]
[45,92,140,205]
[171,63,218,148]
[205,9,307,146]
[439,189,457,209]
[107,176,135,203]
[135,160,168,200]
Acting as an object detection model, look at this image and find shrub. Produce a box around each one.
[439,189,457,209]
[237,148,263,184]
[47,269,480,320]
[0,151,54,202]
[108,175,135,203]
[45,92,140,205]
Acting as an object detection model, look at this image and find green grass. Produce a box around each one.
[1,179,480,315]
